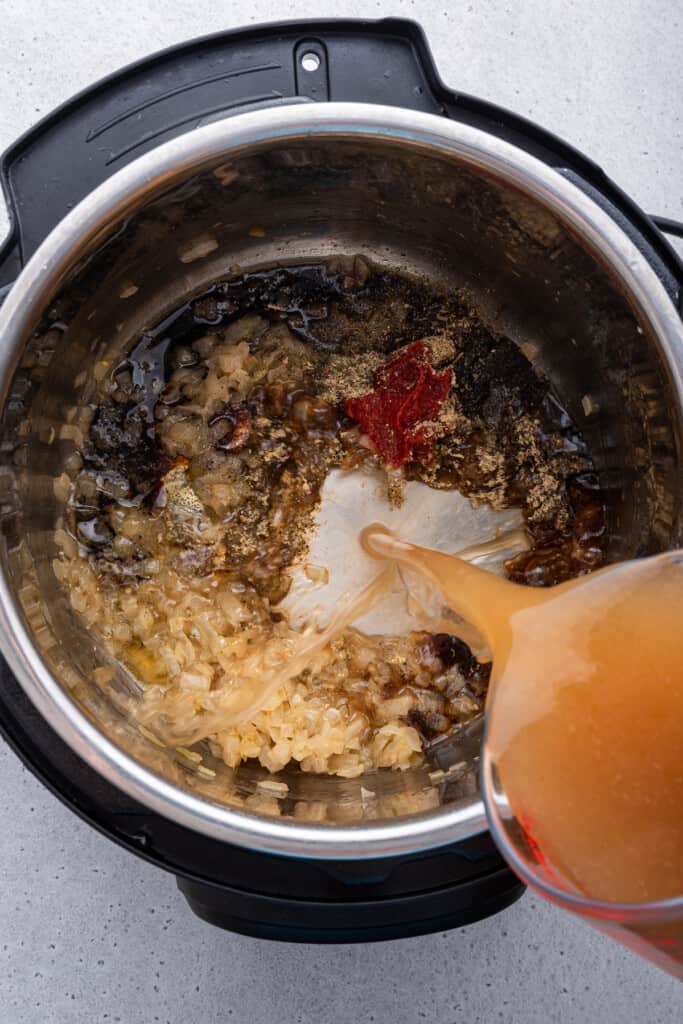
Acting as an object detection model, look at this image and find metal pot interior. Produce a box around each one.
[1,119,682,847]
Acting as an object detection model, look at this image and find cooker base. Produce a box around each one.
[178,870,524,944]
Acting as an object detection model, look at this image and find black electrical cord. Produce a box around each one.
[651,215,683,239]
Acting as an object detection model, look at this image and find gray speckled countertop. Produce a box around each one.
[0,2,681,1021]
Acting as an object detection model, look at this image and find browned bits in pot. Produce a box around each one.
[55,261,609,778]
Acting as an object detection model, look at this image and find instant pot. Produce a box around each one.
[0,19,681,942]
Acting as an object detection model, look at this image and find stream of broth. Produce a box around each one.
[362,526,683,907]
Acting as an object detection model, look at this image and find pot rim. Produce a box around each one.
[0,102,681,860]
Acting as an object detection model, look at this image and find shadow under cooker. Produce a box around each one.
[0,21,681,941]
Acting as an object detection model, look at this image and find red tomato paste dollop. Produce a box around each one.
[344,342,452,467]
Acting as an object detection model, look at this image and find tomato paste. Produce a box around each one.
[344,342,451,467]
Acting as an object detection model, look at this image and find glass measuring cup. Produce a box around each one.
[359,526,683,976]
[481,736,683,978]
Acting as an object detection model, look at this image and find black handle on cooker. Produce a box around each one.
[0,17,450,291]
[1,16,682,305]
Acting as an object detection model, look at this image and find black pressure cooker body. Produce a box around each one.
[0,19,680,942]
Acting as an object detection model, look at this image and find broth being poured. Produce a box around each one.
[57,261,608,782]
[362,526,683,909]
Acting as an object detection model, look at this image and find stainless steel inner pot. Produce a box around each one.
[0,104,681,859]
